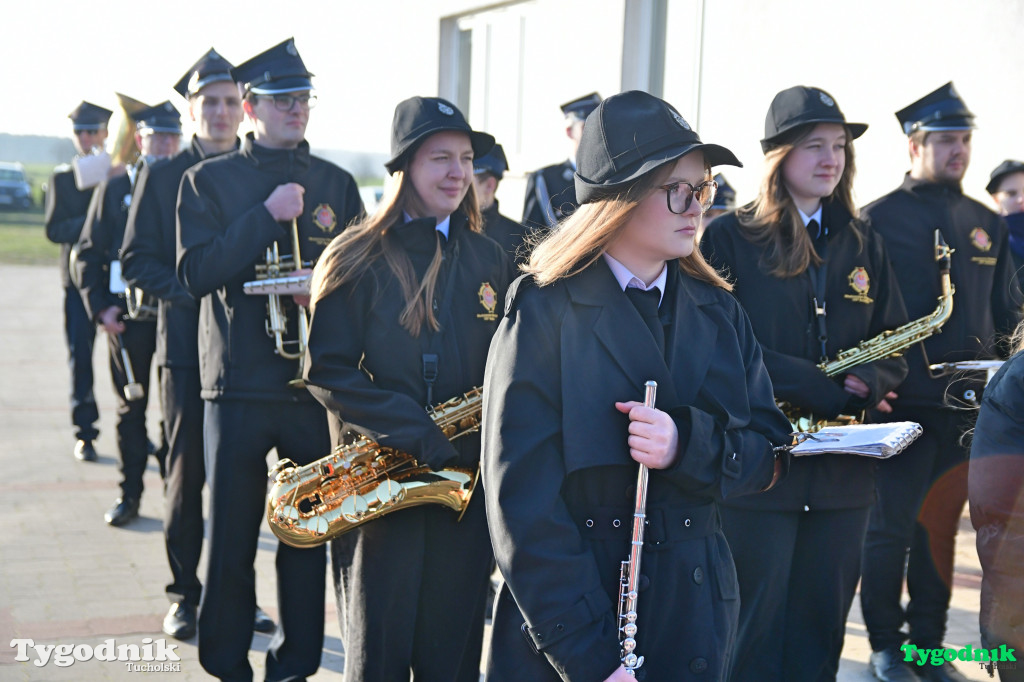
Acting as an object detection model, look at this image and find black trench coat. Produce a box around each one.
[481,259,792,682]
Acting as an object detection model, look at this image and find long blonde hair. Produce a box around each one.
[737,123,861,278]
[525,160,731,290]
[310,168,482,337]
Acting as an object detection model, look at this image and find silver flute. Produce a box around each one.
[617,380,657,675]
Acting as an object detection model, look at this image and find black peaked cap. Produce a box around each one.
[895,82,975,136]
[68,101,113,131]
[761,85,867,153]
[574,90,741,206]
[132,101,182,134]
[385,96,494,175]
[174,48,235,99]
[473,143,509,179]
[987,159,1024,194]
[231,38,313,95]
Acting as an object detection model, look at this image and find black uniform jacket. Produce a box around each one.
[968,349,1024,646]
[482,199,532,266]
[702,202,909,510]
[304,212,515,470]
[862,175,1023,408]
[75,172,135,322]
[176,134,363,402]
[45,166,94,288]
[522,160,577,229]
[481,260,793,681]
[122,137,237,369]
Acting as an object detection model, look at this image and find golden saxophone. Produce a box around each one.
[617,380,657,676]
[266,387,482,548]
[782,230,955,432]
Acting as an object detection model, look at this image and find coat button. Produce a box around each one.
[585,519,594,528]
[684,518,691,527]
[693,566,704,585]
[612,518,621,528]
[555,623,564,632]
[803,505,810,512]
[690,657,708,673]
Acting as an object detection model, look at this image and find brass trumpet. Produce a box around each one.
[252,219,309,388]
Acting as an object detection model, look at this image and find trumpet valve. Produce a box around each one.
[123,382,144,402]
[621,622,637,638]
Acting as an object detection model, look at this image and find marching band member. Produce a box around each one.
[176,38,363,681]
[521,92,602,231]
[473,142,531,265]
[985,159,1024,293]
[45,101,112,463]
[700,86,909,682]
[859,83,1023,682]
[482,90,792,682]
[75,100,182,526]
[121,49,273,640]
[969,320,1024,682]
[304,96,513,682]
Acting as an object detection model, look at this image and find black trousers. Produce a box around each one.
[105,320,157,499]
[161,366,204,607]
[861,406,971,651]
[199,399,330,682]
[64,285,99,441]
[721,505,871,682]
[330,490,493,682]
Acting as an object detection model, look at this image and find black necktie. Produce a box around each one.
[625,287,665,357]
[807,219,827,254]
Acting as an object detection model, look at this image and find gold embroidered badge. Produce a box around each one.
[312,204,337,233]
[970,227,992,252]
[843,266,874,304]
[477,282,498,321]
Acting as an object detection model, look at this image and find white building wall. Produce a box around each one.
[428,0,1024,216]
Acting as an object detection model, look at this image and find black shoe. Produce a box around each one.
[104,497,140,526]
[162,603,197,640]
[254,606,276,633]
[74,440,97,462]
[870,647,923,682]
[918,660,968,682]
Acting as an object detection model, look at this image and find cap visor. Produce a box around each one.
[249,77,313,94]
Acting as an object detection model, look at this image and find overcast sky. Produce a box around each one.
[1,0,435,154]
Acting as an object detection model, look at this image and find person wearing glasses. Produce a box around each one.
[482,90,792,682]
[45,101,113,464]
[858,83,1022,682]
[176,38,363,681]
[700,86,909,682]
[121,48,276,641]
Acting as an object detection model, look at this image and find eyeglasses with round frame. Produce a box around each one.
[257,94,318,112]
[660,179,718,214]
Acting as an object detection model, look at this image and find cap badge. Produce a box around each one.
[286,41,298,56]
[210,50,221,60]
[313,204,337,233]
[671,110,691,130]
[970,227,992,252]
[438,102,454,116]
[477,282,498,321]
[819,92,835,107]
[844,267,873,304]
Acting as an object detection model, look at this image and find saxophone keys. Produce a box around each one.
[374,479,404,505]
[307,515,330,536]
[340,494,370,522]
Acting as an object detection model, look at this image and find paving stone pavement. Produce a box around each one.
[0,263,996,681]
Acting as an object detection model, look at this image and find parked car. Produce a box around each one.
[0,162,33,210]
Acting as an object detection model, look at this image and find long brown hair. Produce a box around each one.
[737,123,861,278]
[310,163,482,337]
[525,158,731,290]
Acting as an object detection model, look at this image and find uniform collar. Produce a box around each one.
[241,132,311,177]
[901,172,963,196]
[403,211,451,239]
[393,210,467,255]
[191,135,240,161]
[601,252,666,306]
